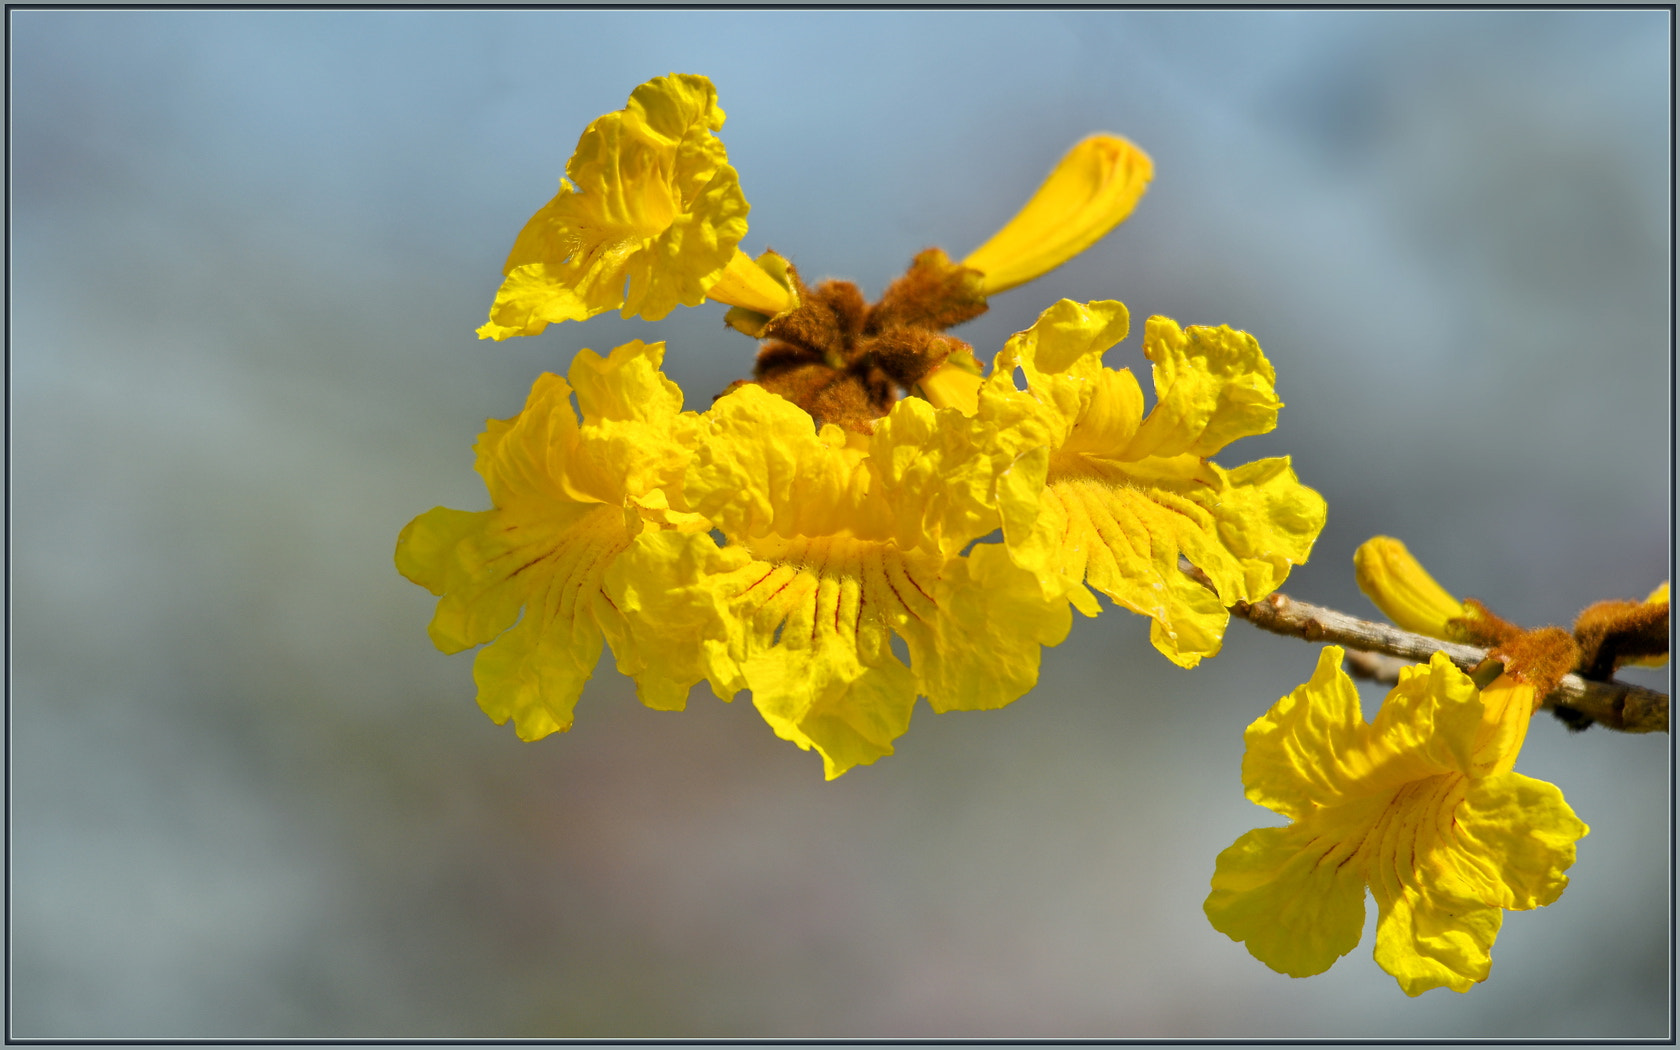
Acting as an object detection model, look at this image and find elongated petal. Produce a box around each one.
[963,135,1153,296]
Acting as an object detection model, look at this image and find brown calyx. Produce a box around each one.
[1447,598,1524,648]
[734,249,989,434]
[1490,626,1581,704]
[1572,595,1670,680]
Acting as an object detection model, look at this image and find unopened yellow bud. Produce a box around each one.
[962,134,1153,297]
[709,248,797,323]
[915,344,984,415]
[1353,536,1476,642]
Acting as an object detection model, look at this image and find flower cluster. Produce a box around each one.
[398,73,1326,778]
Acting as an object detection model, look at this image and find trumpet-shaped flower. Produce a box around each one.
[1204,647,1589,996]
[979,299,1326,667]
[477,74,788,340]
[395,340,704,737]
[608,384,1072,779]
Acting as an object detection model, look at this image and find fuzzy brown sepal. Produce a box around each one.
[867,248,989,333]
[1490,626,1581,704]
[1572,597,1671,680]
[1448,598,1524,648]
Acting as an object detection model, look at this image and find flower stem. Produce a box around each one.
[1230,591,1668,734]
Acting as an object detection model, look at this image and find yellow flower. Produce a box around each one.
[394,340,705,737]
[962,134,1153,296]
[477,74,790,340]
[1205,647,1589,996]
[980,299,1326,667]
[607,383,1072,779]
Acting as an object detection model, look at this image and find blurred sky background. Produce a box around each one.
[8,8,1672,1040]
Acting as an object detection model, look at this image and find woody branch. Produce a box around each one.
[1230,591,1669,734]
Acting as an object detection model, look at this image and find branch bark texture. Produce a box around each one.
[1231,592,1669,734]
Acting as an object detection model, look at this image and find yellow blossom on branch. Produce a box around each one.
[978,299,1327,667]
[477,74,789,340]
[610,383,1073,779]
[1204,647,1589,996]
[394,340,706,737]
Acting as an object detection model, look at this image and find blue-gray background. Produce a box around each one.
[9,9,1672,1039]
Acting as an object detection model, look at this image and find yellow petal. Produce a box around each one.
[478,73,748,338]
[1370,856,1500,996]
[467,503,631,739]
[562,340,700,505]
[1126,317,1281,461]
[868,394,1038,557]
[396,507,523,653]
[911,542,1072,712]
[1239,647,1367,818]
[1020,456,1321,668]
[684,384,875,542]
[1360,653,1486,784]
[728,535,933,779]
[603,528,754,709]
[962,134,1153,296]
[1453,772,1588,911]
[1205,824,1369,978]
[1353,536,1477,642]
[992,298,1131,408]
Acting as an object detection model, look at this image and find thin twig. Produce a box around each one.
[1230,592,1669,734]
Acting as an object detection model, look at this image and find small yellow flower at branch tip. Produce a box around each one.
[477,73,751,339]
[1204,647,1589,997]
[962,134,1154,297]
